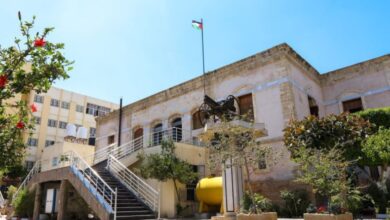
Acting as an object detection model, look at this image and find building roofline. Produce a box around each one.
[320,53,390,77]
[97,43,320,122]
[47,86,119,107]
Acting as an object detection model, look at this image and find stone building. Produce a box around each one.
[95,43,389,205]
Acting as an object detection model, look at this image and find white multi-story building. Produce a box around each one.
[24,87,118,168]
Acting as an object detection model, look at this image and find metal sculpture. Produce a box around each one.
[198,94,240,126]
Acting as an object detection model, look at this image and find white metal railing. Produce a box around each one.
[13,161,41,200]
[60,151,117,217]
[107,155,159,212]
[110,136,143,160]
[0,191,5,208]
[92,128,203,165]
[91,143,117,165]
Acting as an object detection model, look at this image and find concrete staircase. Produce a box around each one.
[94,165,156,220]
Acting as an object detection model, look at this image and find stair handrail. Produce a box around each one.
[90,142,117,165]
[109,136,143,160]
[107,155,159,213]
[61,151,117,215]
[13,160,41,200]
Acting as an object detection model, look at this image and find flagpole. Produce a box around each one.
[201,18,206,95]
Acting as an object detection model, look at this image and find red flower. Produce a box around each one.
[317,206,326,213]
[0,75,7,88]
[16,121,25,129]
[30,103,38,112]
[34,38,46,47]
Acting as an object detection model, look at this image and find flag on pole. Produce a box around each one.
[192,20,203,30]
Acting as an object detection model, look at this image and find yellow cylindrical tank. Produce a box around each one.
[196,176,223,213]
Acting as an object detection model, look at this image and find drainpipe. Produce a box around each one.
[118,97,123,146]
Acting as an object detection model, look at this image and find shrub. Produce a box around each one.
[6,185,17,200]
[280,189,310,217]
[241,191,274,213]
[355,107,390,130]
[12,188,35,218]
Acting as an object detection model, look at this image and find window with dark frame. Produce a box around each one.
[192,111,203,130]
[108,135,115,145]
[76,105,84,113]
[152,123,163,146]
[86,103,111,116]
[90,127,96,137]
[133,128,143,148]
[61,101,70,109]
[34,95,44,103]
[58,121,67,129]
[48,119,57,127]
[34,116,41,125]
[27,138,38,147]
[186,166,198,201]
[342,98,363,113]
[238,93,254,121]
[50,98,59,107]
[45,140,55,147]
[308,96,319,117]
[258,155,267,170]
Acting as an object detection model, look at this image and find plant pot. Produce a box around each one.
[237,212,278,220]
[304,213,352,220]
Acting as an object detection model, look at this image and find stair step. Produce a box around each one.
[116,214,156,219]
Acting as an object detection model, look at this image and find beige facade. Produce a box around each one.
[24,87,118,166]
[95,43,390,204]
[40,141,95,171]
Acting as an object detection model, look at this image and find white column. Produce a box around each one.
[181,114,192,141]
[222,157,244,219]
[143,124,150,148]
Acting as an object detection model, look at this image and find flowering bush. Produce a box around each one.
[0,12,72,170]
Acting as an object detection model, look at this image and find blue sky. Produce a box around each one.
[1,1,389,105]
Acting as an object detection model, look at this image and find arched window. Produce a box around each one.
[152,123,163,146]
[171,118,182,141]
[133,127,143,148]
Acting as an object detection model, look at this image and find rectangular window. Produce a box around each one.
[342,98,363,113]
[308,96,319,117]
[86,103,111,116]
[50,99,59,107]
[238,94,254,121]
[90,127,96,137]
[45,140,55,147]
[48,119,57,128]
[52,157,58,167]
[108,135,115,145]
[76,105,84,113]
[34,116,41,125]
[27,138,38,147]
[61,101,70,109]
[34,95,44,103]
[58,121,67,129]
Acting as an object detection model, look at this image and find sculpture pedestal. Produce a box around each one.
[222,158,244,219]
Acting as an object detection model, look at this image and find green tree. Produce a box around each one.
[293,146,363,214]
[199,119,276,213]
[0,12,72,170]
[138,139,198,202]
[284,114,372,162]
